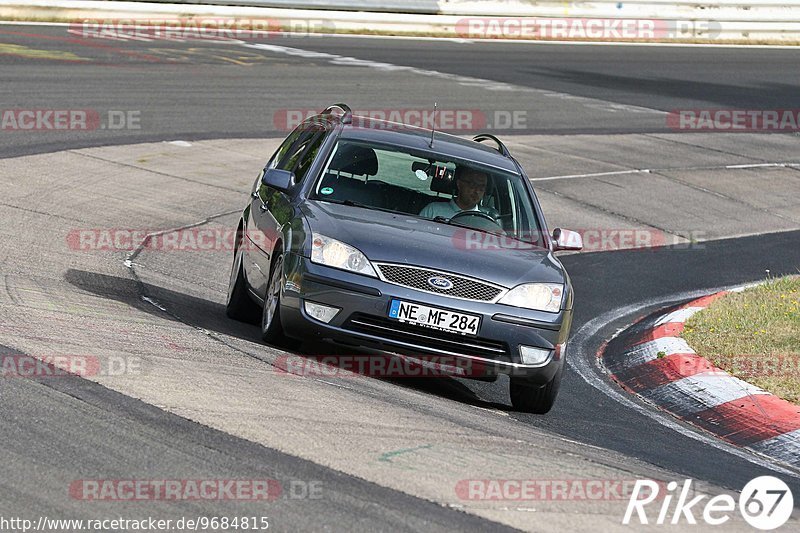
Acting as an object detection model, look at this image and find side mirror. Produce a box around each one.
[552,228,583,252]
[261,168,294,192]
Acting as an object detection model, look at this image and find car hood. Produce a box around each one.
[301,200,565,289]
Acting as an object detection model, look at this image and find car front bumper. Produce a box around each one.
[280,253,572,382]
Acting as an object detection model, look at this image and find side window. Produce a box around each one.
[266,126,304,171]
[514,187,541,246]
[258,122,328,194]
[275,124,328,186]
[284,130,326,185]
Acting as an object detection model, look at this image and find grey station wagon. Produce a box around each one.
[226,104,583,413]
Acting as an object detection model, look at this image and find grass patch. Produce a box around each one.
[682,276,800,404]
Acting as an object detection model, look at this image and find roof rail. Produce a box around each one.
[473,134,511,158]
[321,103,353,125]
[474,133,527,177]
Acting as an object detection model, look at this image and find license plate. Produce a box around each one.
[388,300,480,336]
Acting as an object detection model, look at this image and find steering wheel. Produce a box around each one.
[450,210,504,231]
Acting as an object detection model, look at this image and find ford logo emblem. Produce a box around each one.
[428,276,454,290]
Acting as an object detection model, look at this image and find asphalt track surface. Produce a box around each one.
[2,24,800,531]
[3,25,800,157]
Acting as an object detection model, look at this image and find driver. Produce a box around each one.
[419,166,488,219]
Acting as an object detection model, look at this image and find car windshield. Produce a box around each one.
[311,139,545,246]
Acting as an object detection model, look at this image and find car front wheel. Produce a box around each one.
[261,253,289,344]
[509,365,563,414]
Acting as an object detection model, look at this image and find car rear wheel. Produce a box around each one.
[509,365,563,414]
[226,245,260,324]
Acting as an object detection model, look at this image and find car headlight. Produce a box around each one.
[311,234,377,277]
[498,283,564,313]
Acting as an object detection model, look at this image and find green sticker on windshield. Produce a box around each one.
[321,187,334,195]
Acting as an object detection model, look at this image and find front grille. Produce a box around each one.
[346,313,509,359]
[374,263,503,302]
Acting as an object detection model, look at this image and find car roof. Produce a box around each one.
[333,116,521,174]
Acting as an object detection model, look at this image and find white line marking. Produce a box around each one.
[532,162,800,182]
[730,282,762,293]
[530,169,650,181]
[244,42,521,92]
[470,405,510,416]
[568,287,800,478]
[725,163,794,169]
[316,379,355,390]
[242,42,665,113]
[141,296,168,312]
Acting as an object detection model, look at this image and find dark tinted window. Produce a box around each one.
[267,126,304,170]
[274,123,328,185]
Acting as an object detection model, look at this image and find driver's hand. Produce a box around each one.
[479,206,500,220]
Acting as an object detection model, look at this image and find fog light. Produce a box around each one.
[519,346,552,365]
[304,301,340,324]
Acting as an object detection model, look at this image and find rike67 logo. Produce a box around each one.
[624,477,794,530]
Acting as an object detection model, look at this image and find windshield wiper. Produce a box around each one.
[430,215,501,236]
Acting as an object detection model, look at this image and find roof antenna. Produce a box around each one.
[429,102,437,148]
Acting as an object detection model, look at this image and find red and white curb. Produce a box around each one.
[602,290,800,469]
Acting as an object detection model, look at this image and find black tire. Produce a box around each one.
[261,253,290,345]
[226,246,260,324]
[509,365,563,414]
